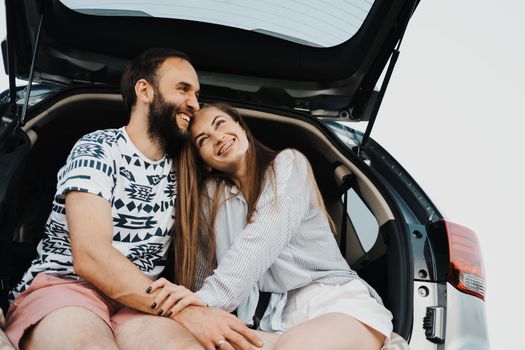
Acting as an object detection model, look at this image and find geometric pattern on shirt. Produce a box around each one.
[144,159,167,171]
[124,183,154,202]
[70,143,105,160]
[164,182,177,199]
[113,226,169,243]
[120,166,136,182]
[81,129,118,145]
[159,199,175,212]
[126,242,164,272]
[132,154,142,167]
[60,158,113,180]
[122,154,166,171]
[113,199,165,214]
[122,154,135,165]
[41,219,72,257]
[52,203,66,214]
[113,213,157,229]
[168,171,176,183]
[147,174,165,186]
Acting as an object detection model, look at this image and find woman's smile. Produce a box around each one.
[217,137,236,156]
[190,106,250,176]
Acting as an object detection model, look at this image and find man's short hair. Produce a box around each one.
[121,48,191,113]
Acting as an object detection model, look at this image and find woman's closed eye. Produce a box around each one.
[196,135,209,147]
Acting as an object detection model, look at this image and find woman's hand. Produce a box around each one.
[146,277,207,317]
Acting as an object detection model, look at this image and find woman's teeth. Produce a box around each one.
[218,139,235,155]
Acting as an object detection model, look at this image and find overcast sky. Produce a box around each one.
[1,1,524,349]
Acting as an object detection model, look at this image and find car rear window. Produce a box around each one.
[60,0,376,48]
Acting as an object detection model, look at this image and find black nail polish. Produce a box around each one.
[157,309,163,316]
[146,286,152,294]
[151,302,157,308]
[167,310,173,317]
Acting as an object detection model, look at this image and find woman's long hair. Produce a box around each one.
[174,103,277,290]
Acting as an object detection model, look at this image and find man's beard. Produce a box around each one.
[147,93,189,159]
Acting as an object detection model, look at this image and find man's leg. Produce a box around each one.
[21,306,119,350]
[5,274,123,350]
[114,314,204,350]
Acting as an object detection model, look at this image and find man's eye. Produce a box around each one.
[216,120,225,127]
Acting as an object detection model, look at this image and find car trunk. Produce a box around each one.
[1,90,414,338]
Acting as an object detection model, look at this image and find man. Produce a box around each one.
[4,48,262,350]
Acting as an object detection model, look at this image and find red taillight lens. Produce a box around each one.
[443,220,486,300]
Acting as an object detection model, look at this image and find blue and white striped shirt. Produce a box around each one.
[195,149,382,331]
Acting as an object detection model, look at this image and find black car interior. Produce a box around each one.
[0,93,412,335]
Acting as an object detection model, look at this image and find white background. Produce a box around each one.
[372,1,525,350]
[1,1,524,349]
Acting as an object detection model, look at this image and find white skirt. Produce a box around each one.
[280,279,394,339]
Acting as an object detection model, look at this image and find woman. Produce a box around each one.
[149,103,393,350]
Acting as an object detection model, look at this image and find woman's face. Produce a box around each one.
[190,107,250,174]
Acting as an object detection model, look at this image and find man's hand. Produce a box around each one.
[174,306,263,350]
[147,277,206,316]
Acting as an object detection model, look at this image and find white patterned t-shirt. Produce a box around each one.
[9,127,176,301]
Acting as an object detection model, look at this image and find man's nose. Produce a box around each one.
[186,92,199,112]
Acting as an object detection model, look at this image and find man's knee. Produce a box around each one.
[115,315,204,350]
[24,306,117,350]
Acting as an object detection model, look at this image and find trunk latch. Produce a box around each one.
[423,306,446,343]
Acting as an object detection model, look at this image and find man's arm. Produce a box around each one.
[66,191,262,349]
[66,191,156,313]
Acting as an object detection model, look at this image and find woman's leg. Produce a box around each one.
[254,330,280,350]
[273,312,385,350]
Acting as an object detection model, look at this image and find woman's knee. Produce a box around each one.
[274,313,385,350]
[273,332,302,350]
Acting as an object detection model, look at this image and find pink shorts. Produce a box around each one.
[4,273,145,349]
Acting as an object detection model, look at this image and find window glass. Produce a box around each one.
[60,0,376,48]
[344,188,378,252]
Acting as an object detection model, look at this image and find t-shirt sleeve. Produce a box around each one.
[54,136,115,203]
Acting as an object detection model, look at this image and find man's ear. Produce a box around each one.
[135,79,154,104]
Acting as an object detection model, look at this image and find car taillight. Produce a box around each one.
[442,220,486,300]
